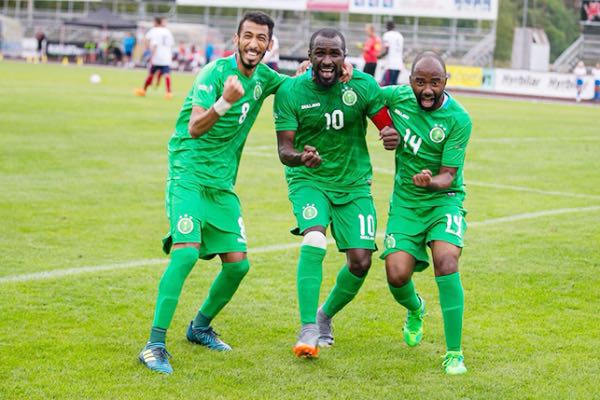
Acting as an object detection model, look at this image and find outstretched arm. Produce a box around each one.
[277,130,322,168]
[412,166,458,190]
[188,75,244,138]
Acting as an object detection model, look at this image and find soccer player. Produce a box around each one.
[379,21,404,86]
[138,11,288,375]
[135,17,175,99]
[274,28,399,358]
[380,51,472,375]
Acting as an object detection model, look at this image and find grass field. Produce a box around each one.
[1,61,599,399]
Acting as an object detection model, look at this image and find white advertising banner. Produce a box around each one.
[177,0,306,11]
[494,69,595,100]
[349,0,498,20]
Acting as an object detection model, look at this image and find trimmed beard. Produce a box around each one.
[237,48,265,70]
[416,91,443,111]
[313,67,341,88]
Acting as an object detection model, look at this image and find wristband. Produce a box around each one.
[212,97,232,116]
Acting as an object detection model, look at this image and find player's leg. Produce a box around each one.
[187,189,249,351]
[428,205,467,374]
[289,186,331,358]
[318,196,376,347]
[162,66,173,98]
[139,181,202,374]
[381,206,428,347]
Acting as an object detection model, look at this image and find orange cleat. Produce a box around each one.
[134,88,146,97]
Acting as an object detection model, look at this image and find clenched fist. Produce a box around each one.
[300,145,322,168]
[222,75,245,103]
[412,169,433,187]
[379,126,400,150]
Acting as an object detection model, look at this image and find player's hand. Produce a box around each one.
[295,60,311,76]
[412,169,433,187]
[340,61,354,83]
[379,126,399,150]
[300,145,321,168]
[222,75,244,103]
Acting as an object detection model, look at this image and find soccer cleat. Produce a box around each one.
[134,88,146,97]
[138,342,173,375]
[403,296,426,347]
[293,324,320,358]
[164,92,173,99]
[186,321,232,351]
[316,307,334,347]
[443,351,467,375]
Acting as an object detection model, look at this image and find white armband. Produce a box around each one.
[212,97,232,116]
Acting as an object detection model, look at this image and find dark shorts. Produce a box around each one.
[382,69,400,86]
[363,62,377,76]
[151,65,171,75]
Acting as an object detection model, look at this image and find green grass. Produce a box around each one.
[1,61,599,399]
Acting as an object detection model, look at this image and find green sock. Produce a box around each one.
[192,311,212,329]
[388,280,421,312]
[297,245,326,324]
[198,258,250,320]
[322,265,366,318]
[149,327,167,344]
[436,272,464,352]
[152,247,199,330]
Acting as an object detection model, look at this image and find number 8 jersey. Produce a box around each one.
[274,70,384,194]
[168,55,286,191]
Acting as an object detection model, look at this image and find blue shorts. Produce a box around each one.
[151,65,170,75]
[576,78,584,86]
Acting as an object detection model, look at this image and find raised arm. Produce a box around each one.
[277,130,321,168]
[188,75,244,138]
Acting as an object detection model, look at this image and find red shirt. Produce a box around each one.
[363,35,381,63]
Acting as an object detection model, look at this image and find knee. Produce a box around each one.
[225,258,250,278]
[386,263,412,287]
[347,256,371,277]
[434,255,458,276]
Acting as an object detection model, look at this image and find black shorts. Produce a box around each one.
[150,65,171,75]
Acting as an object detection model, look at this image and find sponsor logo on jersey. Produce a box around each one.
[384,234,396,249]
[342,88,357,106]
[177,215,194,235]
[301,102,320,110]
[197,84,213,92]
[253,84,263,100]
[394,109,410,120]
[302,204,318,220]
[429,125,446,143]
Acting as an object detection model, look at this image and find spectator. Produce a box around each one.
[123,32,136,68]
[361,24,381,76]
[205,41,214,66]
[379,21,404,86]
[574,61,587,103]
[35,29,47,62]
[592,62,600,103]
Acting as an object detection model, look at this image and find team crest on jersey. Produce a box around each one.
[302,204,318,220]
[177,215,194,235]
[342,88,357,106]
[429,125,446,143]
[384,234,396,249]
[253,83,263,100]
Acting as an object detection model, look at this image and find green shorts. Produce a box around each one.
[380,204,467,271]
[162,180,247,260]
[288,185,377,252]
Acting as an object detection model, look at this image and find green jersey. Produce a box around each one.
[273,70,384,194]
[168,56,286,191]
[382,85,472,207]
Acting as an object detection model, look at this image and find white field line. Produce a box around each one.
[1,205,599,285]
[371,166,600,200]
[472,136,600,143]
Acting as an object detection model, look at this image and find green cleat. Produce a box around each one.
[443,351,467,375]
[403,296,425,347]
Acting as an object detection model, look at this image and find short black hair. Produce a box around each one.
[309,28,346,54]
[386,21,395,30]
[154,17,163,25]
[237,11,274,40]
[411,51,446,74]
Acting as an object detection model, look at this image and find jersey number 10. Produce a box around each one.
[325,110,344,130]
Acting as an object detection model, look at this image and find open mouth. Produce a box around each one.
[244,48,260,63]
[420,96,435,109]
[319,66,336,80]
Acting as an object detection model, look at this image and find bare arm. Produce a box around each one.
[412,166,458,191]
[188,75,244,138]
[277,130,321,168]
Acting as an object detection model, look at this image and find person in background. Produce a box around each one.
[592,62,600,103]
[35,29,47,62]
[379,21,404,86]
[135,17,175,99]
[361,24,381,76]
[263,34,280,71]
[205,41,214,66]
[123,32,136,68]
[574,61,587,103]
